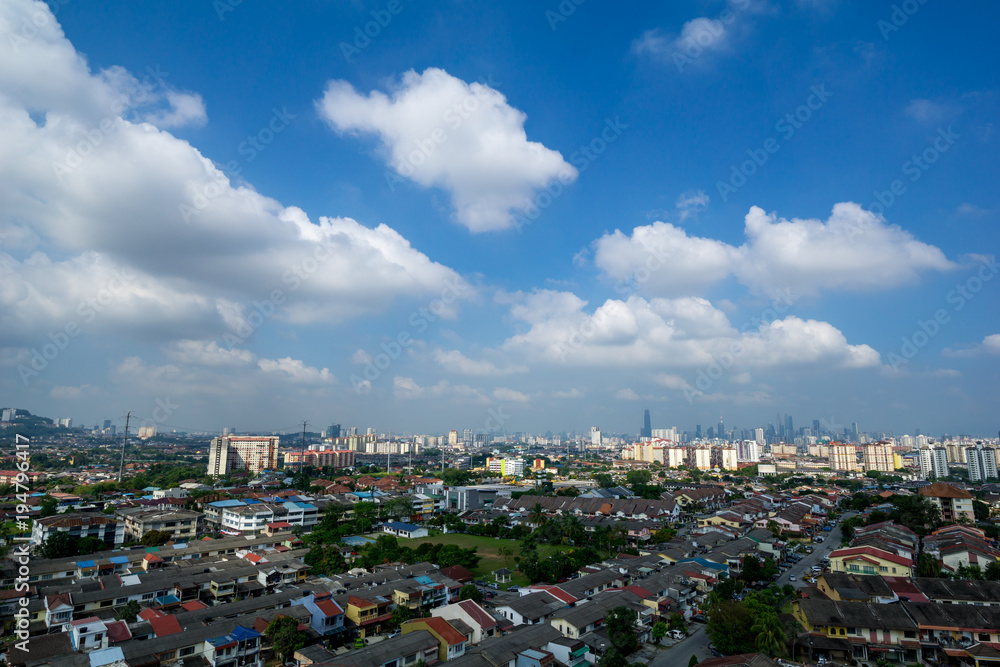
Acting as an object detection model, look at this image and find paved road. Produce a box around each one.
[776,511,855,588]
[648,623,712,667]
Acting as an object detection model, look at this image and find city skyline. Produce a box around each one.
[1,2,998,436]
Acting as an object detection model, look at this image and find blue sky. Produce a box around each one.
[1,0,997,437]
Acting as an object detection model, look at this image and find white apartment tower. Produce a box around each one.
[207,435,279,477]
[967,444,998,483]
[919,445,949,480]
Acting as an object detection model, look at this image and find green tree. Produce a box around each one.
[390,604,414,627]
[955,563,984,580]
[918,552,943,578]
[140,530,173,546]
[667,612,687,635]
[652,621,668,644]
[594,473,615,488]
[459,583,483,603]
[752,611,788,657]
[353,501,379,534]
[36,532,79,559]
[984,560,1000,581]
[529,503,547,528]
[706,600,756,655]
[39,497,58,517]
[385,496,414,522]
[605,606,640,656]
[689,655,700,667]
[115,600,141,623]
[265,616,305,662]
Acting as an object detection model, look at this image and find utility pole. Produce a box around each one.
[299,421,308,473]
[117,411,132,484]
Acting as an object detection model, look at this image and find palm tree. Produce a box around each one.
[529,503,547,528]
[752,612,788,657]
[560,515,584,545]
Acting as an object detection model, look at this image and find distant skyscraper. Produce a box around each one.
[103,419,112,429]
[327,423,341,439]
[695,424,702,439]
[717,418,725,440]
[590,426,602,446]
[755,428,765,447]
[785,415,794,439]
[641,409,652,439]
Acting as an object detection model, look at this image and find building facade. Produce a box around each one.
[207,436,279,477]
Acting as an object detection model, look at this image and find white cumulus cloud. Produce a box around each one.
[316,68,577,232]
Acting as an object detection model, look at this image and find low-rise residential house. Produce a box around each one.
[290,592,346,637]
[496,592,567,627]
[69,616,109,651]
[431,599,500,644]
[343,594,392,638]
[401,616,468,662]
[828,546,913,577]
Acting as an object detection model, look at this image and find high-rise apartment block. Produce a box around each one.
[967,444,998,483]
[863,442,895,473]
[919,445,949,480]
[207,435,279,477]
[829,443,860,471]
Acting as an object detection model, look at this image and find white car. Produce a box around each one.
[789,575,796,581]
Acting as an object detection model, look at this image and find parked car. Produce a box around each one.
[815,537,824,543]
[691,613,706,623]
[508,585,520,592]
[670,629,686,640]
[710,645,724,657]
[487,583,500,589]
[789,575,796,581]
[822,526,832,531]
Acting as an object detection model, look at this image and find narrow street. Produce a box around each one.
[648,623,712,667]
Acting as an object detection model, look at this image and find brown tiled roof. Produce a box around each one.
[919,483,973,499]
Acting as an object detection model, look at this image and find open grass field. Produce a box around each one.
[398,533,568,588]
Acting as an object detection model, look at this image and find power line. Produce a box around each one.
[117,411,132,484]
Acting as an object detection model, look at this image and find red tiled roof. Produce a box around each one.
[456,600,498,629]
[315,598,344,618]
[105,620,132,643]
[138,608,167,621]
[405,617,466,645]
[149,615,182,637]
[181,600,209,611]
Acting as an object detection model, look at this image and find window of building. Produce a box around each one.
[180,647,196,656]
[980,633,991,642]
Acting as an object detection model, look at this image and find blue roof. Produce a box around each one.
[171,543,188,549]
[89,647,125,667]
[76,560,96,568]
[155,594,180,605]
[208,499,246,508]
[109,556,129,564]
[244,498,262,504]
[294,502,316,509]
[382,521,420,531]
[142,486,161,491]
[231,626,260,641]
[414,575,435,585]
